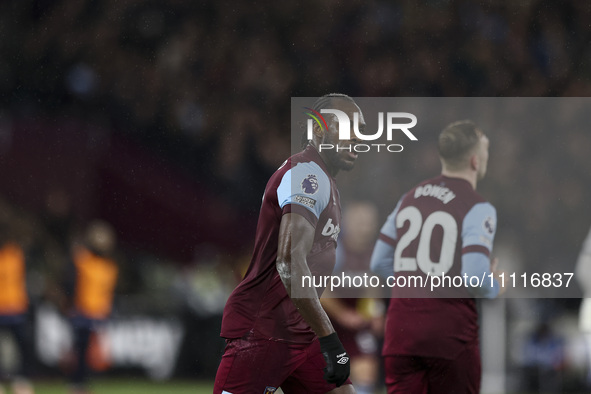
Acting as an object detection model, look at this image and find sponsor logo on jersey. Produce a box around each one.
[264,387,277,394]
[483,216,495,235]
[301,174,319,194]
[321,218,340,241]
[294,195,316,209]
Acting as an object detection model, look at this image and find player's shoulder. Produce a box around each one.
[274,148,330,187]
[462,201,497,243]
[272,147,328,175]
[270,149,330,200]
[403,175,494,215]
[451,179,495,219]
[271,148,333,217]
[292,146,330,173]
[271,157,291,178]
[435,175,490,206]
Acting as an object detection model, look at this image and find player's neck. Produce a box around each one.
[441,169,477,190]
[322,157,339,178]
[309,143,339,177]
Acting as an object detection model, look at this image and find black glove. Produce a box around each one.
[319,332,350,387]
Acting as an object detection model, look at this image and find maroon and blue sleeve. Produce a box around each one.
[276,161,330,228]
[461,202,499,298]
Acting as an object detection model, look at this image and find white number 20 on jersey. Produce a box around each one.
[394,206,457,275]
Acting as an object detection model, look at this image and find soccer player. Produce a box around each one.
[321,201,383,394]
[370,120,505,394]
[576,225,591,387]
[65,220,119,394]
[214,94,363,394]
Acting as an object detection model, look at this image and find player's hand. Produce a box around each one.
[495,270,508,296]
[490,258,507,296]
[319,332,350,387]
[490,257,498,272]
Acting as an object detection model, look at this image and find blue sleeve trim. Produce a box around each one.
[276,162,330,218]
[380,195,405,241]
[462,202,497,253]
[461,252,499,298]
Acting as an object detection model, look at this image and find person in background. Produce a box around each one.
[522,322,564,392]
[65,220,118,394]
[371,120,505,393]
[0,222,35,394]
[42,189,76,310]
[576,225,591,388]
[321,201,384,394]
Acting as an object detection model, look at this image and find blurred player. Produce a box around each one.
[371,120,505,393]
[214,94,363,394]
[65,220,118,394]
[321,201,383,394]
[576,225,591,386]
[0,223,34,394]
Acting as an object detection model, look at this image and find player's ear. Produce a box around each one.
[313,122,324,138]
[469,153,479,171]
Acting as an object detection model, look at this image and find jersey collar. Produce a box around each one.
[305,145,334,179]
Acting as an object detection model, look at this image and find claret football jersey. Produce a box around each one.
[220,145,341,343]
[379,175,497,359]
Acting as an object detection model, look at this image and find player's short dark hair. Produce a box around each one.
[300,93,355,149]
[438,120,482,169]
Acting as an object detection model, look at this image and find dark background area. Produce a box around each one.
[2,0,591,262]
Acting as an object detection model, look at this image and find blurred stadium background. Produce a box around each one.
[0,0,591,393]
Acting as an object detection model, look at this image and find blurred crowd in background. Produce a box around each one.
[0,0,590,392]
[3,0,591,208]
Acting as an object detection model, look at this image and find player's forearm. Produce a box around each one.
[292,295,335,338]
[276,212,335,337]
[277,257,335,337]
[370,239,396,278]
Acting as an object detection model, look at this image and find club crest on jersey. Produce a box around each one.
[483,216,495,235]
[264,387,277,394]
[301,174,319,195]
